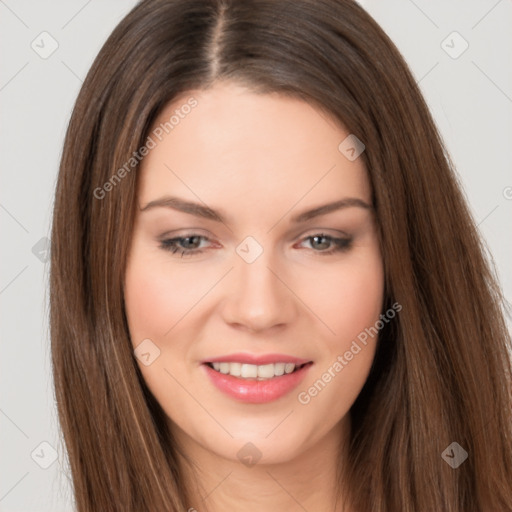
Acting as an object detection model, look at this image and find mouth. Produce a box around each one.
[204,361,311,380]
[201,358,313,404]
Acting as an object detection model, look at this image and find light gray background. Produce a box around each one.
[1,1,511,510]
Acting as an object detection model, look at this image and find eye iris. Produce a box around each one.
[182,236,201,249]
[311,235,330,250]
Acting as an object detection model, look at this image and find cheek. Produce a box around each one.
[124,267,171,343]
[124,252,202,406]
[124,251,205,342]
[302,253,384,344]
[295,251,384,404]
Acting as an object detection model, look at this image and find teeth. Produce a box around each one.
[274,363,285,376]
[241,364,258,378]
[229,362,241,376]
[257,364,274,379]
[284,363,295,374]
[209,362,302,379]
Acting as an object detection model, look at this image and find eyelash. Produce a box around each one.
[158,233,353,258]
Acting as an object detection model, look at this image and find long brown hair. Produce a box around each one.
[50,0,512,510]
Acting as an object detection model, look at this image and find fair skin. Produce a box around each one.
[124,82,384,512]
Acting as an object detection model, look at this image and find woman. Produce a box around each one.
[50,0,512,510]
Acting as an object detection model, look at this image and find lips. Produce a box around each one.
[203,352,311,365]
[201,353,313,403]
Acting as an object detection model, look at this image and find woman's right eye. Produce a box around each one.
[159,235,211,257]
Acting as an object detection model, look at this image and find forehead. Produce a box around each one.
[137,82,370,218]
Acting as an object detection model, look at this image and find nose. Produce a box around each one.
[220,249,298,333]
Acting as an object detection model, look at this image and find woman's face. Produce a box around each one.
[124,82,384,465]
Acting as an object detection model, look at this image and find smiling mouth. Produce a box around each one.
[205,361,312,380]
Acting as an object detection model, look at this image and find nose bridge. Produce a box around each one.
[221,237,295,331]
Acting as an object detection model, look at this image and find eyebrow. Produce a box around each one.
[139,195,372,224]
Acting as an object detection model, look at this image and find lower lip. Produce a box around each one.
[202,363,313,404]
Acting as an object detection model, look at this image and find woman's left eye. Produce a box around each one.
[158,233,353,258]
[297,233,353,255]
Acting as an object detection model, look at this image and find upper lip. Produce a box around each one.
[203,353,312,365]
